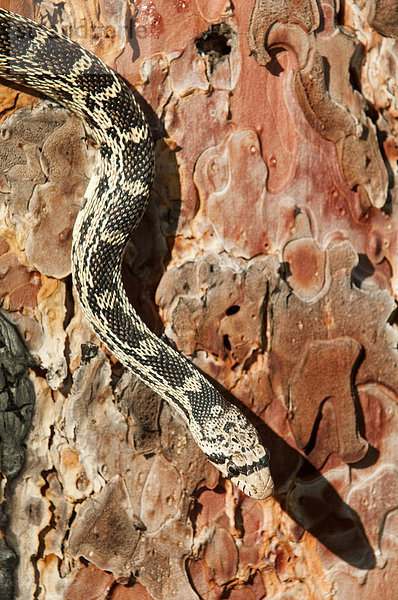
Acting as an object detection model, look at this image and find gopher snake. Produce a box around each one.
[0,8,273,499]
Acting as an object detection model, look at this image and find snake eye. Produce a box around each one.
[227,462,240,478]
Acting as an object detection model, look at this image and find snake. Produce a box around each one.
[0,8,274,499]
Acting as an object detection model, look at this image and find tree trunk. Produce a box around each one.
[0,1,397,599]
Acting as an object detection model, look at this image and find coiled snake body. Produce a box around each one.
[0,9,273,499]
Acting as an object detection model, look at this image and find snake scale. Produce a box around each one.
[0,8,273,499]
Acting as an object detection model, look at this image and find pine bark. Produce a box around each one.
[0,1,397,599]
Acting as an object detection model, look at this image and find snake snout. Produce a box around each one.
[235,465,274,499]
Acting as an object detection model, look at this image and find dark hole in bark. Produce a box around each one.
[226,305,240,316]
[223,334,231,350]
[195,23,235,69]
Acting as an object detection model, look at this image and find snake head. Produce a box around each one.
[209,445,274,499]
[185,385,274,499]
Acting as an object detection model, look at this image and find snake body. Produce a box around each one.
[0,9,273,499]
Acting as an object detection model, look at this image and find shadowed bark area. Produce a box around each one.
[0,312,35,599]
[0,1,397,599]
